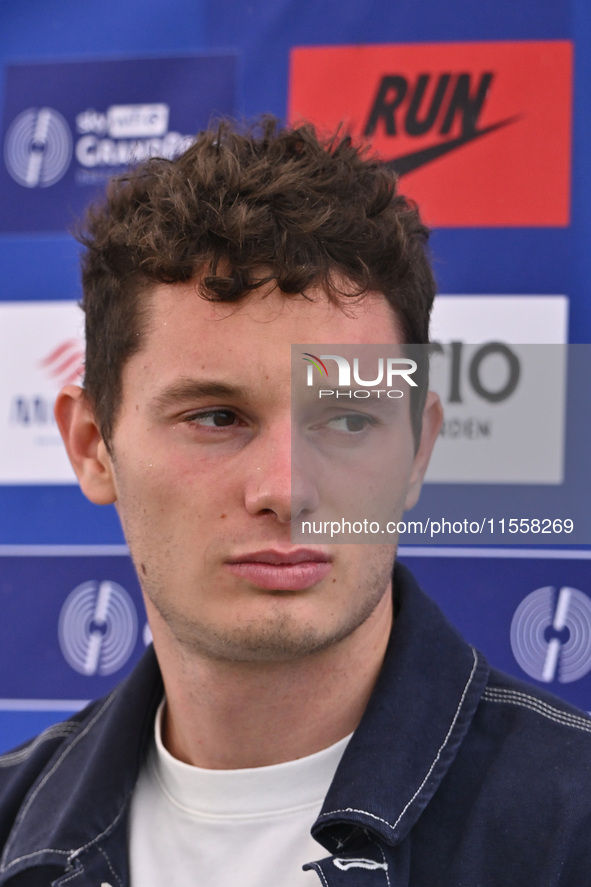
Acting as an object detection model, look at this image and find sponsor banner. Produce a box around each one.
[288,41,572,227]
[0,55,236,232]
[402,549,591,713]
[427,295,568,483]
[0,550,147,700]
[0,301,84,483]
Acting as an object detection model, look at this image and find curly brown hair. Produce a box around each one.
[77,116,435,446]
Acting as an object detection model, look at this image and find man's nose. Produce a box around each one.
[243,421,319,523]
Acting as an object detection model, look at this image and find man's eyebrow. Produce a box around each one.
[150,378,251,411]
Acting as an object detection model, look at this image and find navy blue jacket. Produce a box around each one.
[1,564,591,886]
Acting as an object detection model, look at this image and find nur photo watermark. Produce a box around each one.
[290,344,591,545]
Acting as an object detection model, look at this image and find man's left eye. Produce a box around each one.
[326,414,372,433]
[189,409,238,427]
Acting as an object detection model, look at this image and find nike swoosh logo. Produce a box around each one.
[386,115,522,177]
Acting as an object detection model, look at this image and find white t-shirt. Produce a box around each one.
[128,701,351,887]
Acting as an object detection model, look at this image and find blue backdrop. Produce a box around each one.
[1,0,590,751]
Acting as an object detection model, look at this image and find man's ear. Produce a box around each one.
[54,386,117,505]
[404,391,443,511]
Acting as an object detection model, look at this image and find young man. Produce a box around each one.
[1,118,590,886]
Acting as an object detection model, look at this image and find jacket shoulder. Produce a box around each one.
[465,666,591,807]
[0,701,101,854]
[481,666,591,747]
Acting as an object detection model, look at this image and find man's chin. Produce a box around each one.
[171,617,355,664]
[158,597,384,664]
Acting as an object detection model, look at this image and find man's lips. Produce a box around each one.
[225,549,332,591]
[228,549,331,566]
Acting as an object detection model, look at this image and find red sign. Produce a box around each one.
[288,41,572,227]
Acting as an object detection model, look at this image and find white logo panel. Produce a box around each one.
[0,301,84,483]
[426,295,568,484]
[107,103,169,138]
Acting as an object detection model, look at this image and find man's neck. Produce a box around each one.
[147,589,393,769]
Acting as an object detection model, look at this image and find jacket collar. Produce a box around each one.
[312,562,489,853]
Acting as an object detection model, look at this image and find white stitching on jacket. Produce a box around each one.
[97,844,123,887]
[316,647,480,833]
[0,724,79,769]
[483,686,591,733]
[308,861,330,887]
[69,802,127,859]
[54,867,84,885]
[1,689,119,872]
[369,836,392,886]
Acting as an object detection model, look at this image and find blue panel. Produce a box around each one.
[0,488,124,545]
[0,237,80,301]
[0,55,237,232]
[430,229,586,341]
[0,553,146,699]
[571,0,591,342]
[0,710,81,755]
[0,0,206,57]
[401,550,591,713]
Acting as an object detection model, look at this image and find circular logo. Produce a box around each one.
[4,107,72,187]
[58,580,138,676]
[510,586,591,684]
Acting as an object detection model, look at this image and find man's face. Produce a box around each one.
[90,281,437,662]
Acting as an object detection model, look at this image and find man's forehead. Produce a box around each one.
[141,278,404,347]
